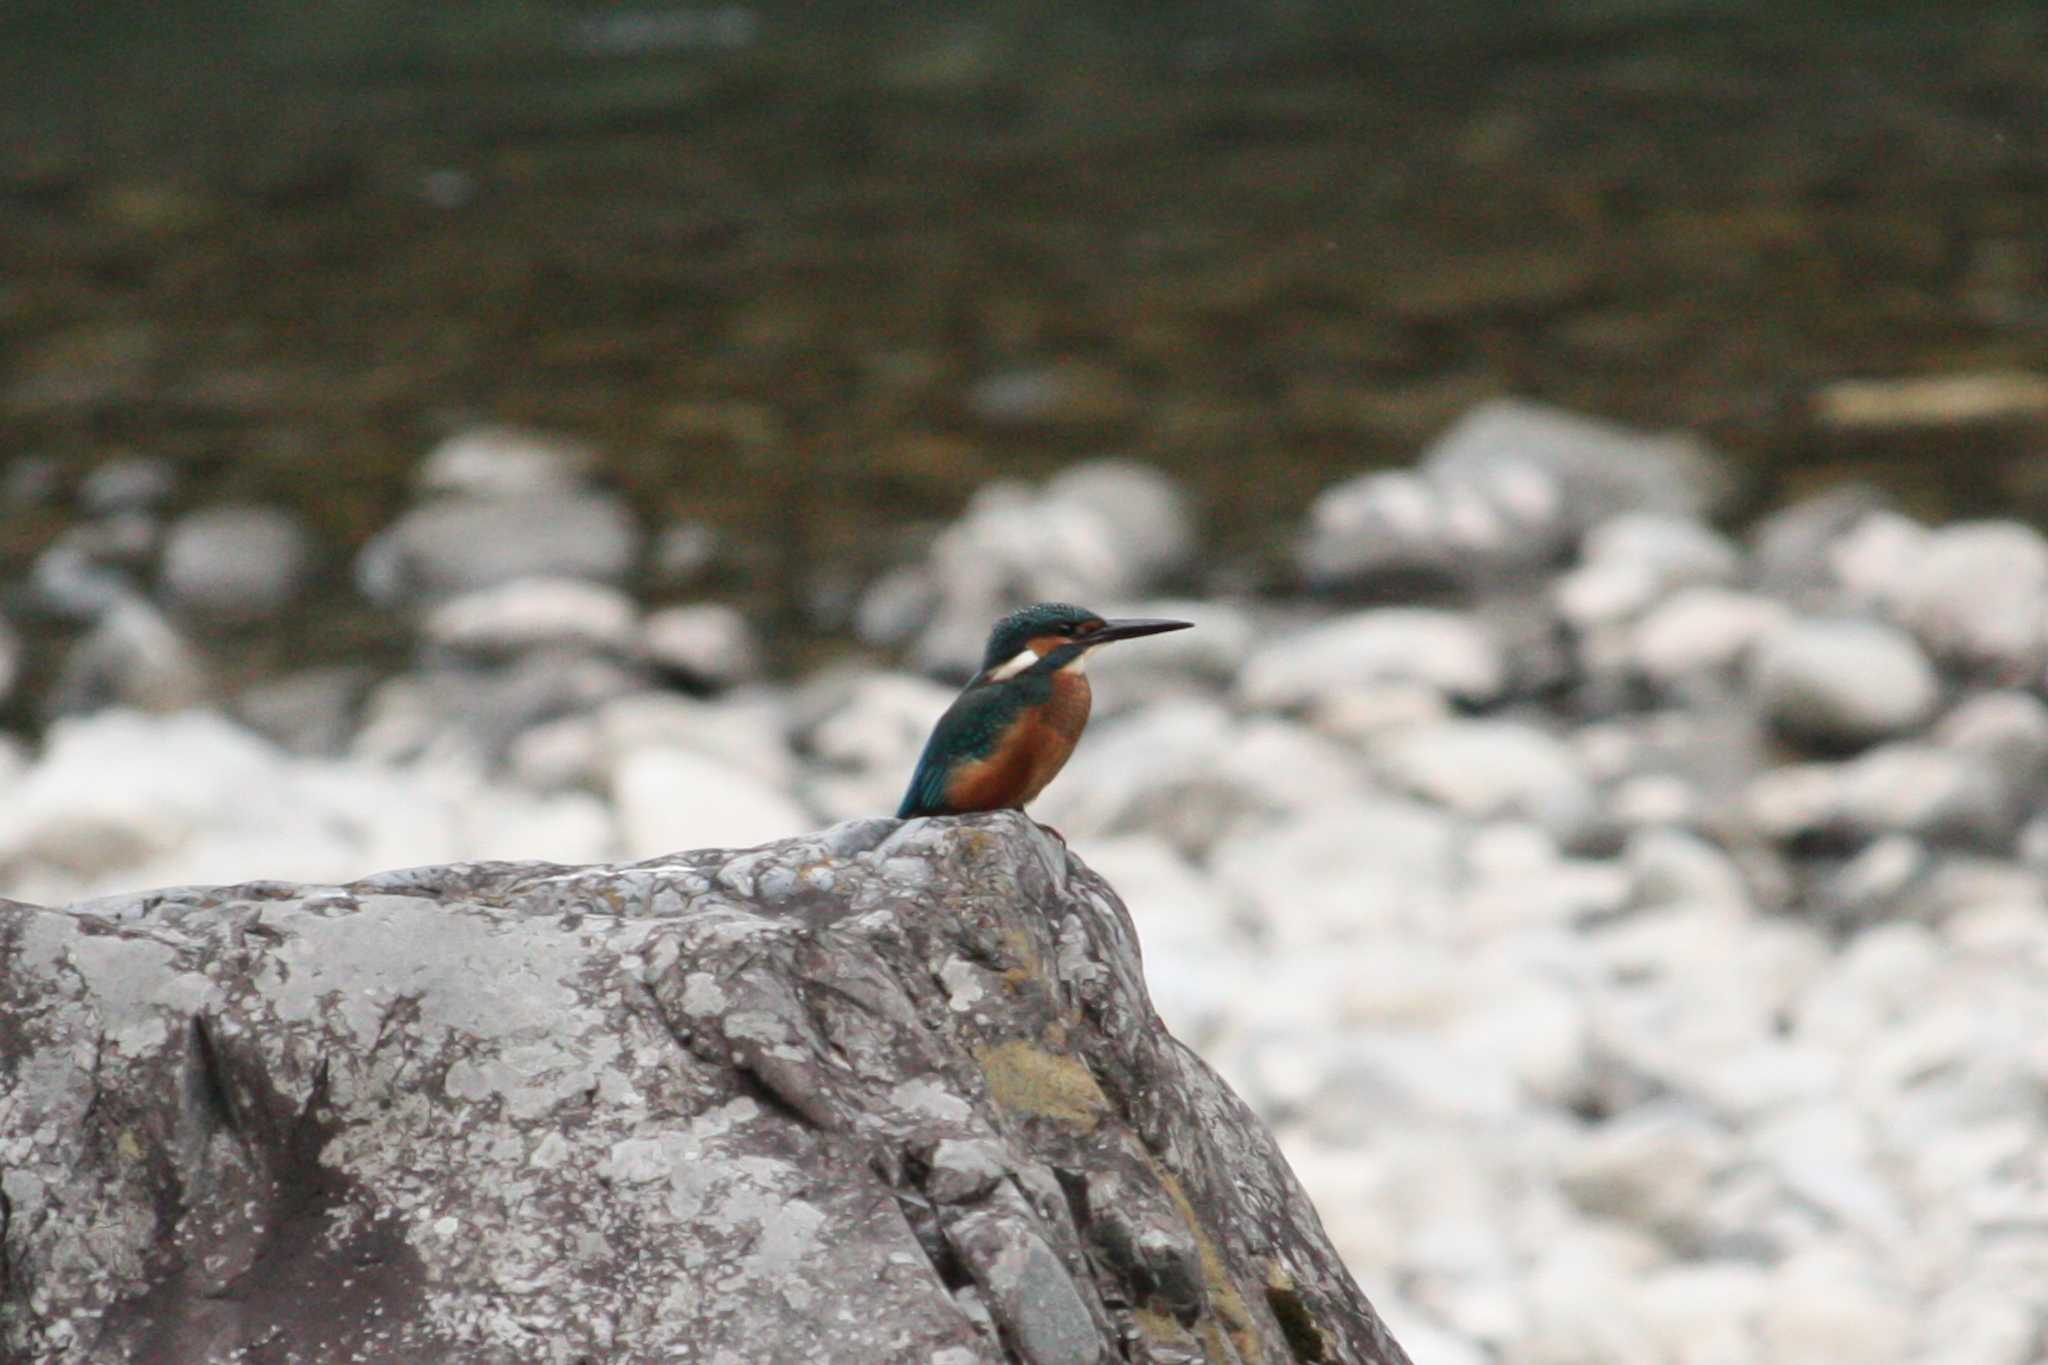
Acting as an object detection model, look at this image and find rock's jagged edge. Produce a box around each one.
[0,812,1411,1365]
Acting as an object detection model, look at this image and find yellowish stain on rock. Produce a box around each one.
[997,926,1042,989]
[975,1039,1107,1131]
[1156,1167,1264,1365]
[1132,1305,1205,1356]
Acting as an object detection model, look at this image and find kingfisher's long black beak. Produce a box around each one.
[1093,617,1194,645]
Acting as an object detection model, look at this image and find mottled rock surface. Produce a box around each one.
[0,813,1409,1365]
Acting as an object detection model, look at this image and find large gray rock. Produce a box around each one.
[422,576,640,658]
[0,814,1410,1365]
[1748,618,1940,751]
[1374,718,1598,845]
[1236,609,1507,712]
[354,491,641,606]
[1298,399,1726,592]
[416,426,598,497]
[48,598,209,716]
[158,503,313,619]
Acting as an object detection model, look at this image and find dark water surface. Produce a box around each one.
[2,1,2045,694]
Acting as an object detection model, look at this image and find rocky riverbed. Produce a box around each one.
[5,405,2048,1362]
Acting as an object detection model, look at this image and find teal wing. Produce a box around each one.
[896,681,1037,817]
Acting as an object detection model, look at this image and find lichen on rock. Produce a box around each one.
[0,812,1410,1365]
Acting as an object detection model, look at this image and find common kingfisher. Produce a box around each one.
[897,602,1193,818]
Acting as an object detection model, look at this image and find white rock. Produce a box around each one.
[1625,827,1751,909]
[796,671,959,774]
[159,503,312,618]
[1301,680,1452,745]
[51,599,208,715]
[1031,704,1367,852]
[355,490,640,605]
[232,665,373,755]
[639,603,763,689]
[1753,1104,1909,1244]
[1212,719,1371,817]
[1210,800,1460,946]
[422,577,639,655]
[1040,461,1194,590]
[851,565,937,650]
[1300,399,1725,589]
[1080,835,1242,1039]
[1582,512,1741,584]
[1553,556,1664,632]
[1606,771,1703,830]
[1794,922,1945,1047]
[79,456,175,514]
[1375,719,1596,843]
[417,426,595,496]
[1750,483,1892,601]
[1636,1261,1768,1365]
[1741,761,1849,842]
[349,651,643,769]
[1298,465,1532,588]
[1835,744,2013,844]
[508,711,606,790]
[1317,1033,1521,1123]
[1827,508,1933,608]
[1749,617,1940,748]
[0,709,280,880]
[0,709,613,903]
[1025,699,1240,846]
[593,692,797,790]
[1237,609,1506,711]
[30,537,134,620]
[1935,689,2048,786]
[1459,822,1631,930]
[1759,1245,1913,1365]
[1820,834,1929,917]
[1631,587,1791,685]
[1365,1311,1486,1365]
[1555,513,1741,629]
[1556,1103,1733,1237]
[1515,1225,1667,1365]
[1446,971,1591,1106]
[1918,1284,2041,1365]
[1427,400,1724,523]
[1335,941,1471,1029]
[1892,521,2048,678]
[610,746,811,857]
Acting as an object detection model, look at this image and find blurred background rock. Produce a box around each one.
[2,3,2046,1362]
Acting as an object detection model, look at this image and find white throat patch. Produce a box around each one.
[986,645,1091,682]
[987,649,1038,681]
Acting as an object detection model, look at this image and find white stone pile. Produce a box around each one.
[5,405,2047,1364]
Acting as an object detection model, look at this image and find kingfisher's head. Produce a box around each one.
[976,602,1191,681]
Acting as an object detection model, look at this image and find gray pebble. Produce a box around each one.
[1749,618,1939,750]
[159,503,313,618]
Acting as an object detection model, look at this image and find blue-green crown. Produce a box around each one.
[980,602,1101,673]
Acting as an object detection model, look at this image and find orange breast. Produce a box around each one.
[944,672,1093,812]
[1015,670,1092,805]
